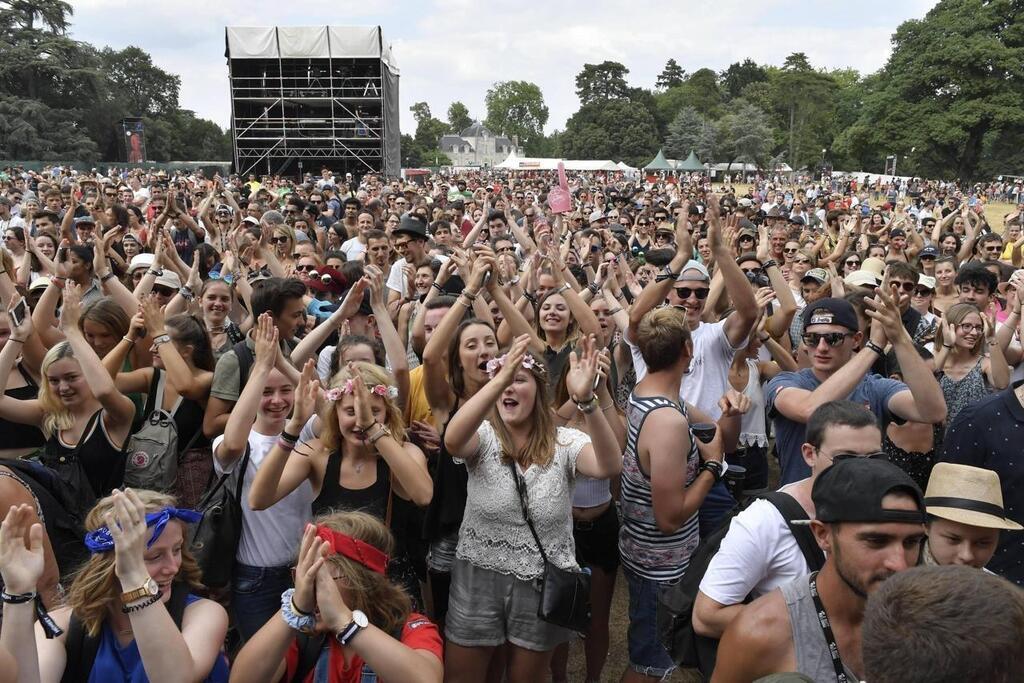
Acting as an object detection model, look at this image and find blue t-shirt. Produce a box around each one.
[766,369,906,485]
[88,594,229,683]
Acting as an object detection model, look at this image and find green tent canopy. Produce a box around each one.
[644,149,675,171]
[676,150,704,171]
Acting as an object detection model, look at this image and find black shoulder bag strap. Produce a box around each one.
[507,461,550,565]
[234,441,252,502]
[61,583,191,683]
[763,491,825,572]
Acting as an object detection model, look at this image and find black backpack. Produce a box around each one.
[232,340,255,395]
[60,582,190,683]
[658,491,825,677]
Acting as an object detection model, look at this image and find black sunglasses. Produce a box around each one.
[674,286,710,300]
[832,452,888,463]
[295,264,317,272]
[270,236,289,244]
[152,285,175,297]
[802,332,851,347]
[845,259,861,266]
[913,286,934,296]
[890,281,916,293]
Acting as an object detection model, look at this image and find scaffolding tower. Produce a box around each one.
[225,26,401,179]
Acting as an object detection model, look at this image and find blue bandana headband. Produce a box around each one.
[84,507,202,554]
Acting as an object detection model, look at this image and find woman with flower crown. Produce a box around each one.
[248,347,432,605]
[441,333,623,683]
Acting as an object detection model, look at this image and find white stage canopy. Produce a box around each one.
[225,26,399,73]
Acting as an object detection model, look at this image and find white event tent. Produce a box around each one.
[495,152,620,171]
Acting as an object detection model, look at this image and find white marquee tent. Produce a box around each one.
[495,152,619,171]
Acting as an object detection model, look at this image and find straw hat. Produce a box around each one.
[924,463,1022,530]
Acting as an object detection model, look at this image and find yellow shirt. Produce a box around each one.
[405,364,434,427]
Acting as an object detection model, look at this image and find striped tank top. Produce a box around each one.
[618,392,700,582]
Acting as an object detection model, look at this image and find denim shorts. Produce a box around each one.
[624,566,677,679]
[445,558,571,652]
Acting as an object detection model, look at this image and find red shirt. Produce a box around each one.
[283,613,442,683]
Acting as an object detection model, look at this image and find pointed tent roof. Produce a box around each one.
[644,149,675,171]
[676,150,704,171]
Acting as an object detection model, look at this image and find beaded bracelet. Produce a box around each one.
[121,594,160,614]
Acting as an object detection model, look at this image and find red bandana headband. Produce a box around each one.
[315,524,389,575]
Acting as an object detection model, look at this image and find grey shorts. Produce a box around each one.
[445,558,571,652]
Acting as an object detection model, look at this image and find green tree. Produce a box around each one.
[561,99,659,167]
[655,68,724,128]
[484,80,549,154]
[664,106,705,159]
[575,61,630,105]
[447,101,472,134]
[0,95,97,160]
[409,102,433,126]
[656,59,686,90]
[720,59,769,100]
[836,0,1024,180]
[770,53,836,171]
[719,100,774,170]
[409,101,449,152]
[100,46,180,116]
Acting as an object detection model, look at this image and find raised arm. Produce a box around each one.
[60,283,136,436]
[365,266,409,405]
[708,204,758,346]
[141,299,213,402]
[443,335,531,463]
[290,279,368,367]
[248,361,318,510]
[94,226,140,318]
[217,313,278,467]
[567,337,623,480]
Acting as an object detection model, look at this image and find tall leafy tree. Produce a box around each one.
[561,99,659,167]
[656,59,686,90]
[484,80,549,154]
[447,101,472,134]
[836,0,1024,180]
[100,47,180,116]
[770,53,836,171]
[664,107,705,159]
[575,61,630,105]
[719,100,774,170]
[0,95,97,160]
[720,59,769,100]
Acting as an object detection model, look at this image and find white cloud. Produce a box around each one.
[69,0,937,138]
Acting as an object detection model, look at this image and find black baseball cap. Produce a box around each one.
[919,245,939,259]
[802,298,859,332]
[813,458,926,525]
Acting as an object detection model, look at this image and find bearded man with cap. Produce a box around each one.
[767,290,947,485]
[712,457,928,683]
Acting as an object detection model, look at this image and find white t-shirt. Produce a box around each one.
[213,430,314,567]
[340,237,367,261]
[627,318,745,420]
[386,254,449,298]
[698,493,812,604]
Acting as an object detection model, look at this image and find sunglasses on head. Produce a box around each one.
[247,266,273,282]
[802,332,851,347]
[674,286,710,300]
[208,270,234,285]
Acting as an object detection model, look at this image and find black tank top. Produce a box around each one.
[44,410,125,498]
[0,362,44,448]
[312,452,390,519]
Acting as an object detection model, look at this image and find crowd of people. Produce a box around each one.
[0,163,1018,682]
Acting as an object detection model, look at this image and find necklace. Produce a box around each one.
[207,324,226,334]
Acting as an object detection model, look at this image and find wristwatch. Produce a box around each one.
[336,610,369,646]
[120,578,159,605]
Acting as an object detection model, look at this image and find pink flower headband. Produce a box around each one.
[485,353,547,379]
[322,378,399,402]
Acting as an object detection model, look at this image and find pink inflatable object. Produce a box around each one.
[547,162,571,213]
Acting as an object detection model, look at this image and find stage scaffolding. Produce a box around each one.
[225,26,401,178]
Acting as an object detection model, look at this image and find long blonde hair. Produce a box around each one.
[319,362,407,449]
[67,490,204,637]
[489,355,559,469]
[316,510,410,633]
[38,341,77,438]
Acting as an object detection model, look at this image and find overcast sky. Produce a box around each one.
[71,0,936,137]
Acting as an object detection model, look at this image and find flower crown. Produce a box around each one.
[322,378,399,402]
[485,353,547,379]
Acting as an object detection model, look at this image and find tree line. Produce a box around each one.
[0,0,231,162]
[410,0,1024,180]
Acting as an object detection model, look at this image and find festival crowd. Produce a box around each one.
[0,164,1017,683]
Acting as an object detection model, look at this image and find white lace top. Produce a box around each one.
[454,421,591,580]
